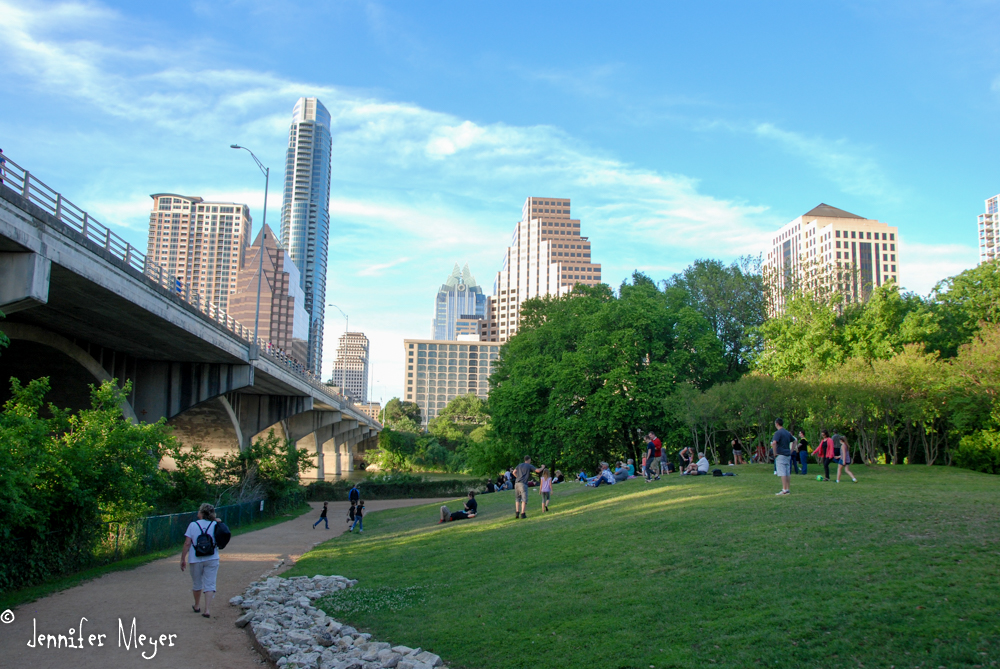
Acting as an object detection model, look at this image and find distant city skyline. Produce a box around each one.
[2,0,991,403]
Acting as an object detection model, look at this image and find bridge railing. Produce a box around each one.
[0,154,379,428]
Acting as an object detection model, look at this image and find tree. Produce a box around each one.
[665,256,767,379]
[380,397,422,429]
[486,273,724,474]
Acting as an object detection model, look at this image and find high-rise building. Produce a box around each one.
[978,194,999,264]
[330,332,370,402]
[432,263,487,340]
[280,97,332,374]
[357,402,381,422]
[490,197,601,342]
[228,224,309,363]
[146,194,251,310]
[403,339,499,424]
[765,203,899,313]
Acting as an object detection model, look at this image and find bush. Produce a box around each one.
[954,431,1000,475]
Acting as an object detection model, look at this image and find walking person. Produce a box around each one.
[771,418,793,496]
[313,502,329,529]
[348,484,361,505]
[350,500,365,532]
[813,430,835,481]
[791,432,801,474]
[644,432,661,482]
[180,503,220,618]
[833,433,858,483]
[731,438,745,465]
[514,456,543,519]
[539,467,553,512]
[796,431,809,475]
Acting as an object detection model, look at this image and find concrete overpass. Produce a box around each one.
[0,155,379,480]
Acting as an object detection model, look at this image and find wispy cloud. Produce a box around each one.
[898,239,978,296]
[358,257,411,277]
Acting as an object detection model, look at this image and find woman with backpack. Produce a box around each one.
[181,503,221,618]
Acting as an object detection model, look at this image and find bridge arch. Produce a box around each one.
[0,322,138,421]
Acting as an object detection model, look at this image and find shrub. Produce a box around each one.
[954,431,1000,475]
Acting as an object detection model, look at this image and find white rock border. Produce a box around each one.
[233,574,448,669]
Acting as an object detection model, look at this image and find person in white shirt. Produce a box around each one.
[684,452,711,475]
[181,503,220,618]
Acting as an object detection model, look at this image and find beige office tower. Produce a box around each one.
[403,339,500,424]
[330,332,370,402]
[228,224,309,363]
[978,194,1000,264]
[765,203,899,314]
[489,197,601,342]
[147,194,251,310]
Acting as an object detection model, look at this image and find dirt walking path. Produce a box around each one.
[1,499,447,668]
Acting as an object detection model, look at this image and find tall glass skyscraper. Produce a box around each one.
[432,263,487,340]
[280,97,332,374]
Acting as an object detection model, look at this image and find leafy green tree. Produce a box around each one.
[665,256,767,379]
[381,397,422,428]
[208,429,314,502]
[486,273,724,474]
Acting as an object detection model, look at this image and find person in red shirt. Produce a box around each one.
[643,432,662,482]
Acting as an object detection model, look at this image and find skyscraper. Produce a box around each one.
[146,194,251,311]
[764,204,899,314]
[280,97,332,374]
[490,197,601,342]
[330,332,370,402]
[432,263,487,340]
[228,224,309,364]
[979,194,999,264]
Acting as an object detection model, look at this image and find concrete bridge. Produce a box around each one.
[0,155,379,481]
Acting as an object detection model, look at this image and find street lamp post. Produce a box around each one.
[328,303,349,399]
[231,144,269,386]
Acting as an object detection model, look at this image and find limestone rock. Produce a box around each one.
[415,651,443,667]
[235,611,254,628]
[229,595,244,606]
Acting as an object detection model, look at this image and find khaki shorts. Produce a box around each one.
[515,482,528,503]
[190,559,219,592]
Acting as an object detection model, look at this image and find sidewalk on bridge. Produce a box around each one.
[1,499,447,669]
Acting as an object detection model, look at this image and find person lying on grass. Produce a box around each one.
[439,491,479,523]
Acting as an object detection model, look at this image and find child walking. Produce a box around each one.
[312,502,329,529]
[539,467,553,512]
[347,502,356,527]
[350,500,364,533]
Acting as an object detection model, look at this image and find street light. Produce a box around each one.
[328,303,349,399]
[231,144,269,385]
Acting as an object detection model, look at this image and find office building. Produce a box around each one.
[357,402,381,422]
[432,263,487,340]
[490,197,601,342]
[403,339,500,425]
[228,224,309,363]
[146,194,251,310]
[979,194,999,264]
[280,97,332,374]
[330,332,370,402]
[765,203,899,313]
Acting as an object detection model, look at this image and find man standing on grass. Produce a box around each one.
[514,456,543,519]
[771,418,793,496]
[644,432,661,482]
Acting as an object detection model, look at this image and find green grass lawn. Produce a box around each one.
[286,467,1000,669]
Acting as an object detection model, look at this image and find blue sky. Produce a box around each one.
[2,0,996,403]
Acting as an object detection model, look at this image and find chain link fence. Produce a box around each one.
[98,492,306,562]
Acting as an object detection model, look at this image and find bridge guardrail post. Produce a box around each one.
[21,170,30,199]
[55,194,63,220]
[82,212,89,241]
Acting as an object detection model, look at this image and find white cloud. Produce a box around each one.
[898,239,978,296]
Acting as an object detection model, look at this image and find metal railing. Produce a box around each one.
[0,153,379,428]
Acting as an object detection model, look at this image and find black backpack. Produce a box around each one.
[193,520,216,557]
[712,469,723,477]
[215,521,231,550]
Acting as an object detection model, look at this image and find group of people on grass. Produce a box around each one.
[771,418,858,496]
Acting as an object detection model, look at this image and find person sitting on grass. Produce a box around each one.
[684,452,710,475]
[613,462,629,482]
[588,462,616,487]
[626,459,636,477]
[440,491,479,522]
[553,470,565,484]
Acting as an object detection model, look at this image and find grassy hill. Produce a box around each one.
[286,466,1000,669]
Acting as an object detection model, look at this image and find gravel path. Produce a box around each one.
[1,499,446,668]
